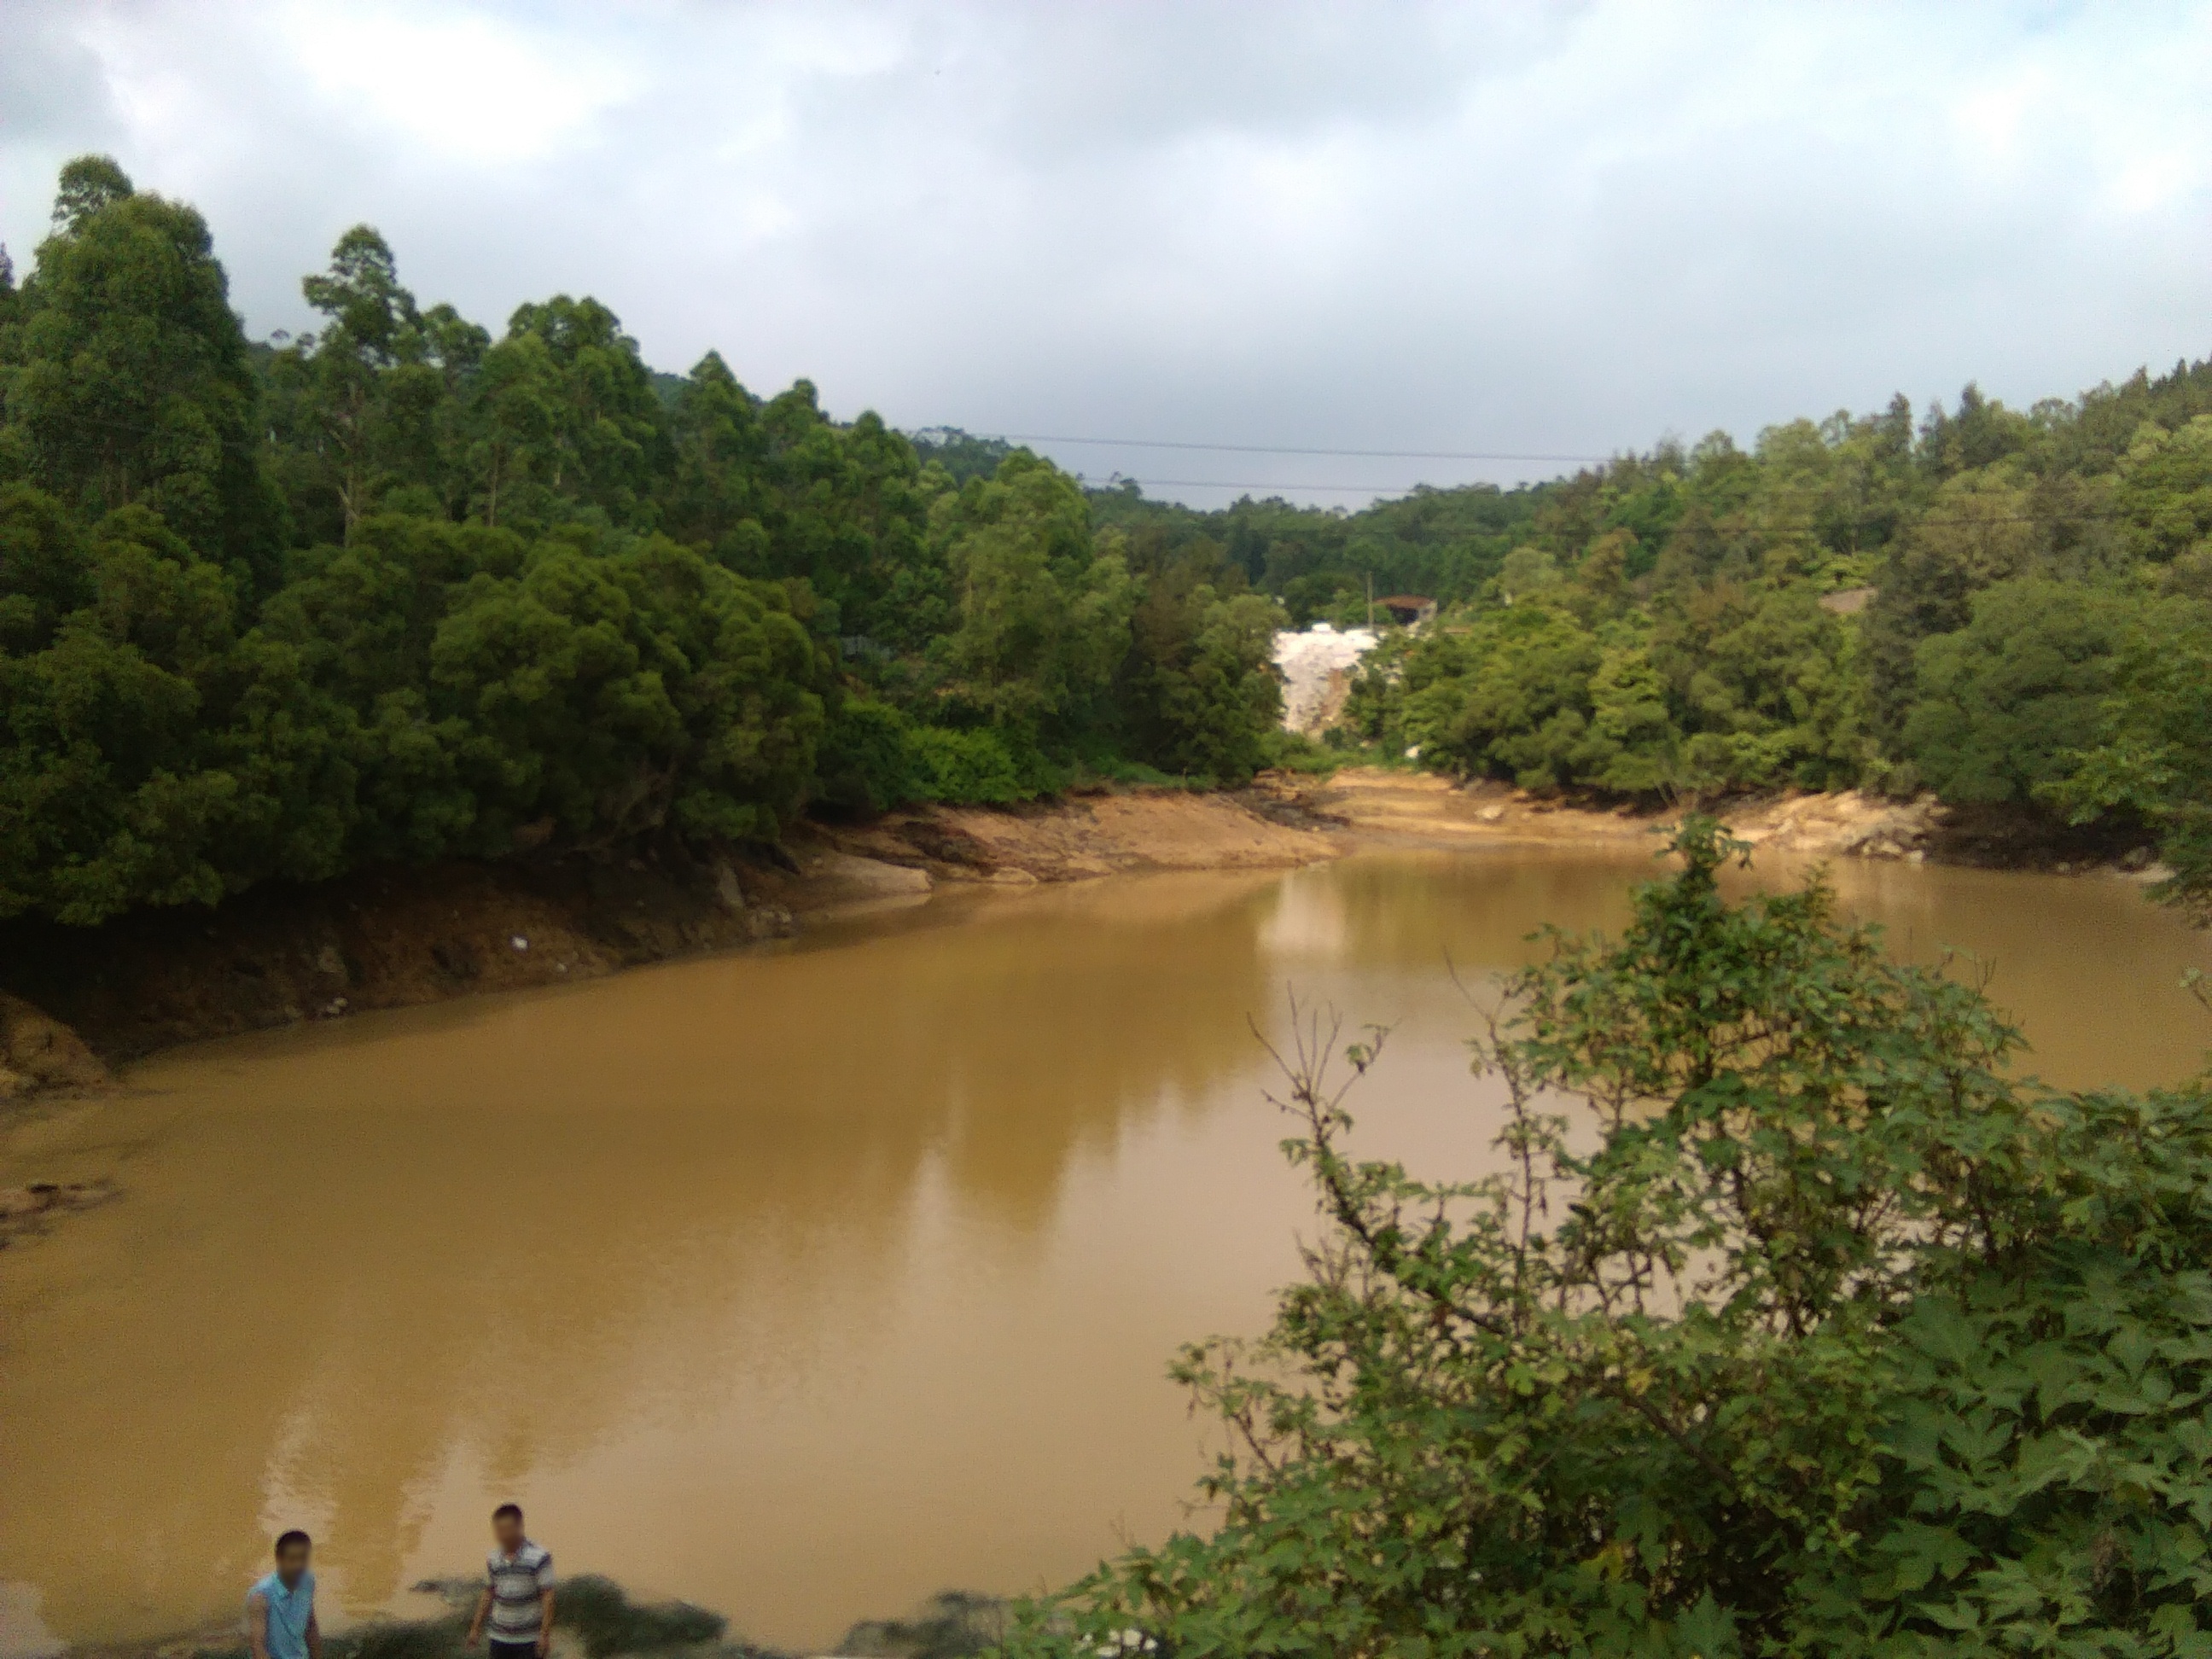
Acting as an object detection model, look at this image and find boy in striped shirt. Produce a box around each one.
[466,1504,556,1657]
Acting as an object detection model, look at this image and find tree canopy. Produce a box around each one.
[1218,374,2212,909]
[0,159,1287,924]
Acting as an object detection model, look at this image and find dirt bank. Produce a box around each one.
[0,789,1337,1082]
[818,786,1339,882]
[1265,767,2163,873]
[1270,768,1946,858]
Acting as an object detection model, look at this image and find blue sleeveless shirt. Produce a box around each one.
[251,1569,314,1659]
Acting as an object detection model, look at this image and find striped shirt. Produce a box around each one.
[486,1541,554,1644]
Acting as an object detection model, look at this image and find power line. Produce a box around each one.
[1103,479,1482,494]
[13,409,2156,530]
[990,433,1607,463]
[1093,482,2138,530]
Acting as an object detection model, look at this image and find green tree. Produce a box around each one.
[1118,570,1284,781]
[2114,416,2212,567]
[2043,595,2212,916]
[1571,638,1675,793]
[427,529,829,847]
[1904,579,2149,805]
[0,502,242,922]
[1861,472,2041,741]
[933,454,1133,741]
[1402,602,1601,788]
[48,154,134,234]
[460,296,664,531]
[264,225,449,544]
[3,155,283,585]
[750,382,931,642]
[660,351,770,572]
[1662,583,1866,792]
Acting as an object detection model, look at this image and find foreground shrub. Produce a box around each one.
[1011,820,2212,1657]
[558,1574,729,1656]
[837,1590,1005,1658]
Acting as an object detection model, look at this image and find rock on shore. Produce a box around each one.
[0,992,111,1101]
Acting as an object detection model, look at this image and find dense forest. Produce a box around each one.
[2,154,2209,928]
[0,158,1286,926]
[1060,355,2212,914]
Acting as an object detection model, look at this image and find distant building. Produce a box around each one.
[1818,586,1878,616]
[1377,594,1438,626]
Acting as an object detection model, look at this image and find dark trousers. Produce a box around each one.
[489,1642,538,1659]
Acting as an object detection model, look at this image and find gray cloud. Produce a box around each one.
[3,0,2208,506]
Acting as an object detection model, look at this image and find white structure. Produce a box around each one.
[1272,622,1378,735]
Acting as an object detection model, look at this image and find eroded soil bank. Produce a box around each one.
[0,788,1337,1085]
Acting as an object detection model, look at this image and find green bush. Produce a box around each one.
[837,1591,1004,1658]
[323,1615,469,1659]
[1257,727,1342,775]
[1904,579,2149,805]
[1010,822,2212,1658]
[810,700,1069,812]
[815,697,929,814]
[557,1574,728,1657]
[907,724,1058,804]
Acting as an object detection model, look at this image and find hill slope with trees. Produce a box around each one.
[0,159,1286,926]
[3,153,2209,929]
[1095,368,2212,916]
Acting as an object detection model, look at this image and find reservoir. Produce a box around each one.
[3,847,2208,1653]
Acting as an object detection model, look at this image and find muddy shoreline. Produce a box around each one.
[1274,767,2164,873]
[0,786,1337,1085]
[47,1574,997,1659]
[0,772,2164,1098]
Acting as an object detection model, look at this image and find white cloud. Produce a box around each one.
[271,3,638,167]
[2,0,2208,508]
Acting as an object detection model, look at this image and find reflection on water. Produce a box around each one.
[2,850,2206,1652]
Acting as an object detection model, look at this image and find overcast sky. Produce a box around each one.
[3,1,2208,508]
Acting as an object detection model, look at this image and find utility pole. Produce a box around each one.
[1365,570,1374,631]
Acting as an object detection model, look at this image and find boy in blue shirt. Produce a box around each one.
[246,1530,319,1659]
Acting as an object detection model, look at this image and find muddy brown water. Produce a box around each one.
[3,848,2208,1655]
